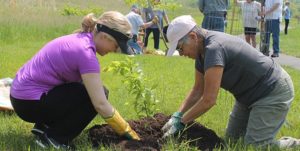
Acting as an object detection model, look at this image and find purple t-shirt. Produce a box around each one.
[11,33,100,100]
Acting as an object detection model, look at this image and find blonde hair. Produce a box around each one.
[74,11,131,44]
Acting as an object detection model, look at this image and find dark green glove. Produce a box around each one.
[162,112,184,138]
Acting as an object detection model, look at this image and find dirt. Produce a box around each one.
[88,113,224,151]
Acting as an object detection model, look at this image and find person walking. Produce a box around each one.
[262,0,283,57]
[283,1,291,35]
[126,4,158,54]
[142,0,169,51]
[235,0,261,48]
[10,11,140,149]
[198,0,229,32]
[162,15,299,149]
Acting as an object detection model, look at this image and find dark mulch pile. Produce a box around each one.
[88,113,223,151]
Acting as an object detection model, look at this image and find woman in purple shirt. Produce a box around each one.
[10,11,139,149]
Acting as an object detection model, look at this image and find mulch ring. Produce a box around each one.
[88,113,224,151]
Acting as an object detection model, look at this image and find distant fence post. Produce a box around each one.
[38,0,42,7]
[9,0,16,9]
[229,2,237,34]
[52,0,57,11]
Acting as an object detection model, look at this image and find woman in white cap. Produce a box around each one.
[163,15,298,149]
[10,11,139,149]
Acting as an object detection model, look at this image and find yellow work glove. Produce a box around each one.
[104,109,140,140]
[152,16,159,24]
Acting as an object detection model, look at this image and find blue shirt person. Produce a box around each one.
[198,0,229,32]
[283,1,291,35]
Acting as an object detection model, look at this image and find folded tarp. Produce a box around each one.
[0,78,14,111]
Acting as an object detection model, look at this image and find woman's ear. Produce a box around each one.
[189,32,198,42]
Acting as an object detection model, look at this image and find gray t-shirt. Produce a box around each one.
[142,7,166,29]
[195,31,281,106]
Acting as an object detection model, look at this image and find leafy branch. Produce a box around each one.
[60,5,103,16]
[124,0,182,12]
[103,58,159,118]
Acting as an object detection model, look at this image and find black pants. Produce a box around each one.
[144,28,160,49]
[10,82,109,144]
[284,19,289,35]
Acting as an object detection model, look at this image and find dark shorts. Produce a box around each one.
[244,27,257,35]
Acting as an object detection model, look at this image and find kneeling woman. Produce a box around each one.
[10,11,139,149]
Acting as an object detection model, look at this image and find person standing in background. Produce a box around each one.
[262,0,283,57]
[126,4,158,54]
[142,0,169,51]
[198,0,229,32]
[235,0,261,48]
[283,1,291,35]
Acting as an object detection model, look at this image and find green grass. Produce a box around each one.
[1,1,300,150]
[280,19,300,57]
[1,54,300,150]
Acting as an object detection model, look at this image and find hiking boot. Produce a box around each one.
[262,51,270,56]
[271,53,279,58]
[35,133,74,150]
[31,124,49,136]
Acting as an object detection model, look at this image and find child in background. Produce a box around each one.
[236,0,261,48]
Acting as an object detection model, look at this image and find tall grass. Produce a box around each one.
[1,1,300,150]
[280,20,300,57]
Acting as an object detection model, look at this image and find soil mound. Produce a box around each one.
[88,113,223,151]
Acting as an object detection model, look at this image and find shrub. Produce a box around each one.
[60,5,103,16]
[103,58,160,118]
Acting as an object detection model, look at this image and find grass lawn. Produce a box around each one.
[280,19,300,57]
[1,54,300,150]
[1,0,300,150]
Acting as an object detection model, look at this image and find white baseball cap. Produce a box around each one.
[166,15,197,56]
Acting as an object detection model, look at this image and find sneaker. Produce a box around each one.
[35,132,73,150]
[271,53,279,58]
[31,124,49,136]
[278,136,300,148]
